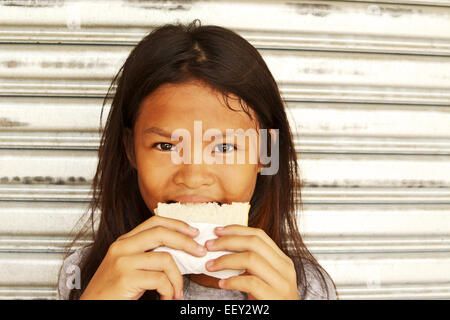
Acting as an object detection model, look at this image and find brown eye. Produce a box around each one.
[214,143,236,153]
[153,142,176,151]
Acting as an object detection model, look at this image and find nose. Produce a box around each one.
[173,162,215,189]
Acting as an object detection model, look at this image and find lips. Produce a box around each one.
[167,195,222,205]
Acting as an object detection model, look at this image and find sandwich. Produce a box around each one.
[153,201,250,278]
[154,201,250,226]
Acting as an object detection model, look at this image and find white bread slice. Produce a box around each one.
[154,202,250,226]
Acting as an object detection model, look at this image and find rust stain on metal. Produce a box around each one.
[383,7,415,18]
[125,0,192,11]
[298,66,364,77]
[301,179,449,188]
[0,117,28,128]
[286,2,334,17]
[286,2,420,19]
[299,67,332,74]
[1,0,62,7]
[367,4,416,18]
[0,176,91,185]
[41,60,107,69]
[2,60,20,68]
[41,61,63,69]
[67,60,87,69]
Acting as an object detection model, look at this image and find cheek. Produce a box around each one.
[135,157,174,210]
[220,165,258,201]
[136,170,160,211]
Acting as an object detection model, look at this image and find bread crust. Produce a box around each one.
[154,202,250,226]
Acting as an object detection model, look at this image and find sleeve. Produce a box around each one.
[57,247,87,300]
[300,263,338,300]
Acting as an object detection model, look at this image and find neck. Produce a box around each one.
[187,274,221,289]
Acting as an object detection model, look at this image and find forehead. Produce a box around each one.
[136,81,259,131]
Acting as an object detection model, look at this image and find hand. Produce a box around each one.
[204,225,299,300]
[79,215,207,300]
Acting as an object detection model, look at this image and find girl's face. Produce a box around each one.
[129,80,263,213]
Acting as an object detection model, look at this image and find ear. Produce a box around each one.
[257,164,263,174]
[256,129,277,174]
[123,127,137,170]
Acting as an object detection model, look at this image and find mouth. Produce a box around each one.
[165,194,224,206]
[166,200,223,206]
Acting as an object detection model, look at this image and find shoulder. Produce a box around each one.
[300,262,337,300]
[57,246,91,300]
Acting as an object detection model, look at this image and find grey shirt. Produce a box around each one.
[57,247,337,300]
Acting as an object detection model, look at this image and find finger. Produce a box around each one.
[214,225,289,262]
[118,252,184,300]
[119,215,199,240]
[132,270,174,300]
[218,275,274,300]
[206,252,285,290]
[113,226,207,257]
[205,235,291,271]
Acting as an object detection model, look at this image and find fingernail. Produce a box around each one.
[205,239,214,249]
[197,245,207,255]
[188,226,199,235]
[206,260,215,270]
[218,279,225,288]
[215,226,224,233]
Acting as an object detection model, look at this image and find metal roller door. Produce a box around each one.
[0,0,449,299]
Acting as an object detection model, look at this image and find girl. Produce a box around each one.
[57,19,337,300]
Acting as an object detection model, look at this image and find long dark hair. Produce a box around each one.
[60,19,336,300]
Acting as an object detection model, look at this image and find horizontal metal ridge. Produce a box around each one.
[301,187,450,204]
[315,251,450,285]
[304,236,450,253]
[1,236,450,254]
[1,83,449,106]
[0,184,93,201]
[1,150,450,187]
[345,0,450,7]
[0,238,88,254]
[0,201,449,253]
[299,203,450,236]
[2,98,449,153]
[1,45,449,104]
[280,84,450,105]
[337,282,450,299]
[2,283,450,299]
[295,135,450,155]
[1,27,449,56]
[1,185,449,203]
[0,133,101,150]
[0,1,449,55]
[0,286,56,300]
[1,134,449,154]
[1,251,449,286]
[0,201,95,237]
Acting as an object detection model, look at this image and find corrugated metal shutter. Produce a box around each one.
[1,0,449,299]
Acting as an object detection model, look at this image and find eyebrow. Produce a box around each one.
[143,126,255,139]
[143,126,173,138]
